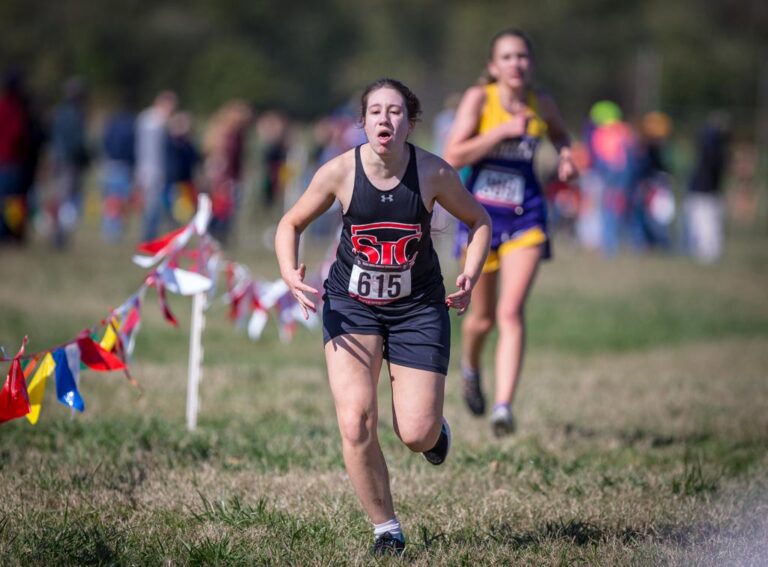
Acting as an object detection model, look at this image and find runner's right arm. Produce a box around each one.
[275,158,343,318]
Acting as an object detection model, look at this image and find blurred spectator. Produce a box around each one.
[302,116,346,238]
[0,69,30,244]
[432,92,461,157]
[163,111,200,225]
[20,93,47,241]
[255,110,288,210]
[203,99,251,243]
[308,110,363,170]
[50,76,90,248]
[432,93,462,239]
[685,112,730,263]
[545,141,585,239]
[575,140,603,251]
[633,111,675,250]
[330,96,368,158]
[136,90,177,241]
[586,100,638,256]
[101,98,136,243]
[308,117,336,170]
[727,143,759,229]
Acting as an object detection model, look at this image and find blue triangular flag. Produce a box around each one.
[53,347,84,412]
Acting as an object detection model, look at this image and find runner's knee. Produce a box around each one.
[496,303,524,332]
[337,408,376,447]
[396,419,441,453]
[463,311,495,336]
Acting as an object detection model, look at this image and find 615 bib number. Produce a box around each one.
[348,264,411,304]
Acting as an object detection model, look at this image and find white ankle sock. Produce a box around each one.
[373,517,403,541]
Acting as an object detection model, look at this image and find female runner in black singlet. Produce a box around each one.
[275,78,490,555]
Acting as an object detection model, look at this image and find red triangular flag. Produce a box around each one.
[137,225,187,255]
[155,281,178,327]
[0,337,31,423]
[77,331,126,371]
[122,304,141,336]
[229,285,248,321]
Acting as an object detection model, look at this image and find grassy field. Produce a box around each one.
[1,212,767,566]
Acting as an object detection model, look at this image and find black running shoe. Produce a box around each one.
[371,532,405,556]
[462,366,486,416]
[422,418,452,465]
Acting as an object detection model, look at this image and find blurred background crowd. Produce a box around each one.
[0,0,766,265]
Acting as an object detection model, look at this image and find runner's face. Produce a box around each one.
[364,87,412,154]
[488,35,532,89]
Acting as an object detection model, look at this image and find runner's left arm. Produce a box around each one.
[538,94,577,182]
[428,158,491,315]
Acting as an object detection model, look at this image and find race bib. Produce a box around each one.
[474,168,525,208]
[348,263,412,304]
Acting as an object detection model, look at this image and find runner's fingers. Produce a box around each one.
[446,291,470,312]
[446,288,469,302]
[297,299,316,320]
[295,281,319,296]
[292,289,317,311]
[448,298,470,315]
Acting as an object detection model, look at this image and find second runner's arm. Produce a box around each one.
[538,93,577,182]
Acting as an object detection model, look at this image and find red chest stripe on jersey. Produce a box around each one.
[351,222,422,265]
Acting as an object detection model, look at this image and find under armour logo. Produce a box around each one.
[381,194,394,203]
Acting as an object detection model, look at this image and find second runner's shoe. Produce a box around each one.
[490,404,516,437]
[462,365,486,416]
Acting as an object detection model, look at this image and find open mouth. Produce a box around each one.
[377,130,393,144]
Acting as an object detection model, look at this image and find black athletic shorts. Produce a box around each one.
[322,292,451,375]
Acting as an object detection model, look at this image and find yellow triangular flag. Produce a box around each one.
[26,353,55,425]
[100,317,121,352]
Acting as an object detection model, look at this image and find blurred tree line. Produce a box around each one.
[1,0,766,134]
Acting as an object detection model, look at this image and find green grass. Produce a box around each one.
[527,286,768,354]
[1,211,767,565]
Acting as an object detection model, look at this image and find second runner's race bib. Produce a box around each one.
[473,167,525,208]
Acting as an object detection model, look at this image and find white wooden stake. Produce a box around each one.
[186,291,206,431]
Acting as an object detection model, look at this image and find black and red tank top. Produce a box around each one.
[325,143,445,307]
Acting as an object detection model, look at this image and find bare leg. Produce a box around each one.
[494,245,542,406]
[461,271,498,371]
[388,362,445,453]
[325,334,392,523]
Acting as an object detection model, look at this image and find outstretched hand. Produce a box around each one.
[284,263,319,320]
[445,273,473,315]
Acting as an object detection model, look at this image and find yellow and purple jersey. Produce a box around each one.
[456,84,551,269]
